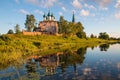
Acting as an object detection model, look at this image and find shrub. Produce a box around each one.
[0,35,11,41]
[76,31,86,38]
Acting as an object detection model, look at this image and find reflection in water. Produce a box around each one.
[38,53,59,75]
[99,44,110,51]
[0,43,120,80]
[25,47,87,76]
[91,46,95,50]
[59,48,87,73]
[25,58,38,78]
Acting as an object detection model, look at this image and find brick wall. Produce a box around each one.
[22,31,42,35]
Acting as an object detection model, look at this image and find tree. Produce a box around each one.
[98,32,109,40]
[15,24,21,34]
[25,14,36,32]
[76,31,86,38]
[58,16,69,34]
[90,34,94,38]
[7,29,14,34]
[74,22,84,32]
[58,16,86,38]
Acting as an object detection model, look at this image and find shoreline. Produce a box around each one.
[0,34,119,69]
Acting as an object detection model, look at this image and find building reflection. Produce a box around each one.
[39,53,61,74]
[25,47,87,75]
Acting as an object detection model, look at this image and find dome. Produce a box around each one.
[43,13,46,18]
[51,13,54,17]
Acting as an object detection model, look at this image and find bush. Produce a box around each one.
[76,31,86,38]
[0,35,11,41]
[33,42,41,47]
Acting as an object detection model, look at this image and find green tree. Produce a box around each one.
[25,14,36,32]
[15,24,21,34]
[58,16,69,34]
[58,16,86,37]
[7,29,14,34]
[90,34,94,38]
[76,31,86,38]
[74,22,84,32]
[99,32,109,40]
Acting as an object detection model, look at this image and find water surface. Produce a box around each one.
[0,43,120,80]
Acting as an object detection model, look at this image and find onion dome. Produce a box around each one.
[43,13,46,18]
[51,13,54,17]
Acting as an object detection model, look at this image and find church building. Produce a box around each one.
[36,11,58,35]
[23,11,75,35]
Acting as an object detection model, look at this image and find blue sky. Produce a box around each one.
[0,0,120,37]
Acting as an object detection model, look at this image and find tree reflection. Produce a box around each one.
[59,47,87,72]
[91,46,95,50]
[25,58,39,78]
[99,44,110,51]
[77,47,87,62]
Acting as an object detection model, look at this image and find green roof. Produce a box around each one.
[51,13,54,17]
[43,13,46,18]
[47,11,50,17]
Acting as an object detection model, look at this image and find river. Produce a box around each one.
[0,43,120,80]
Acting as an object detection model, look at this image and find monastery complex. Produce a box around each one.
[23,11,75,35]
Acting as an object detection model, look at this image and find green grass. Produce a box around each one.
[0,34,119,69]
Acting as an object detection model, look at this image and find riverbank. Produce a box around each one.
[0,34,118,53]
[0,34,119,69]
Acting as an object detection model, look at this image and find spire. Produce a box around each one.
[72,12,75,23]
[48,10,50,17]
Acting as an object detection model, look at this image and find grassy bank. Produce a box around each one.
[0,34,115,53]
[0,34,119,69]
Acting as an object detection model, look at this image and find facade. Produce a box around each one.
[37,11,58,35]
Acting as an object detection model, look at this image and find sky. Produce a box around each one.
[0,0,120,37]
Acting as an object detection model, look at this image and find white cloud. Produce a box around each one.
[101,7,108,10]
[15,0,20,3]
[84,3,96,10]
[115,12,120,19]
[62,6,67,11]
[45,0,58,7]
[84,3,88,7]
[80,9,90,16]
[115,0,120,8]
[97,0,112,8]
[89,5,96,9]
[59,12,63,16]
[34,10,43,15]
[25,0,58,8]
[72,0,82,9]
[19,9,30,15]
